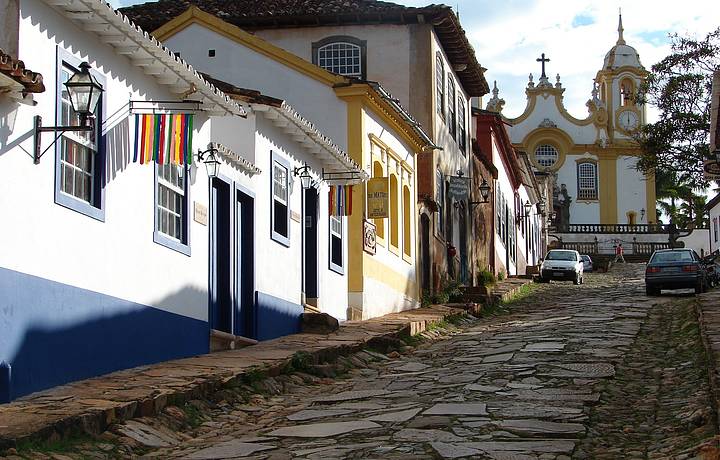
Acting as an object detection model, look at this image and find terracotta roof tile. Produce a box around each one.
[0,48,45,94]
[120,0,489,96]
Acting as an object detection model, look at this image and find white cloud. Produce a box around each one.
[400,0,719,121]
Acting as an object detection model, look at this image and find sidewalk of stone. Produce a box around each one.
[696,288,720,418]
[0,304,466,450]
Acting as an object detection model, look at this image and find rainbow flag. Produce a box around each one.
[133,113,194,165]
[329,185,353,216]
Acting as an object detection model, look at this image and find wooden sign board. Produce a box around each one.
[193,202,208,226]
[367,177,389,219]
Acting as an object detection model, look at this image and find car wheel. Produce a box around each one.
[580,275,584,285]
[695,282,703,294]
[573,273,580,285]
[646,286,655,296]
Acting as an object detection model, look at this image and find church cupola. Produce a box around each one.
[602,12,644,70]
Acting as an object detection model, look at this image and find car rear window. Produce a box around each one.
[581,255,590,261]
[546,251,577,261]
[650,251,693,263]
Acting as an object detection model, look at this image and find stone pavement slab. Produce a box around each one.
[0,304,463,449]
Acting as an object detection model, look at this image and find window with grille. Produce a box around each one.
[458,96,466,152]
[496,185,502,237]
[157,164,186,241]
[447,76,456,139]
[317,42,362,77]
[714,218,718,243]
[436,53,444,118]
[272,158,289,242]
[577,162,598,200]
[329,215,343,273]
[534,144,559,168]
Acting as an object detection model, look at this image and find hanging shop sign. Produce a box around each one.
[367,177,389,219]
[133,113,194,165]
[704,160,720,181]
[363,219,377,255]
[448,175,470,200]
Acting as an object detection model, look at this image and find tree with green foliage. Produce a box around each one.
[636,28,720,192]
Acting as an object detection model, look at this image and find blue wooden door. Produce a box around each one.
[210,178,232,334]
[234,190,255,338]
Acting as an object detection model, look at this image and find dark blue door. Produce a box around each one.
[303,187,318,299]
[235,190,255,338]
[210,178,232,334]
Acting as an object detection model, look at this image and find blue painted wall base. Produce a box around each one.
[254,291,302,341]
[0,267,209,402]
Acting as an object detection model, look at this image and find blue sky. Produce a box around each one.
[111,0,720,121]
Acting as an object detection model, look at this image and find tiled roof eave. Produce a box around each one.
[0,48,45,94]
[251,101,367,179]
[43,0,245,117]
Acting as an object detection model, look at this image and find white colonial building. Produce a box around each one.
[0,0,362,402]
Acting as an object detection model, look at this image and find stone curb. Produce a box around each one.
[0,305,464,451]
[693,292,720,427]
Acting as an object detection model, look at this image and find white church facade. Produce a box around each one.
[490,16,656,228]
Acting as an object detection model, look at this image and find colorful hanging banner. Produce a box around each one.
[329,185,354,217]
[133,113,194,165]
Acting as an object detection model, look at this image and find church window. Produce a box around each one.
[435,53,445,118]
[312,36,365,78]
[534,144,559,168]
[577,162,598,200]
[447,76,456,139]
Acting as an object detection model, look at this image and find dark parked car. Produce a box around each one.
[645,248,709,296]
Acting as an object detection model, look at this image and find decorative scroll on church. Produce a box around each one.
[132,113,194,165]
[329,185,353,217]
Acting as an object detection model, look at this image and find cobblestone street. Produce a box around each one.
[11,264,719,459]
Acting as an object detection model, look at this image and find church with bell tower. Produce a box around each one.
[487,14,656,226]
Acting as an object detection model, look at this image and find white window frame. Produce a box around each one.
[577,162,598,200]
[535,144,559,168]
[271,151,291,246]
[154,163,191,255]
[317,42,362,78]
[329,215,344,274]
[54,51,105,221]
[435,53,445,118]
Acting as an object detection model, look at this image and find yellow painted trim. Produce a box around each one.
[335,84,427,152]
[363,253,419,301]
[520,128,575,172]
[346,96,365,293]
[369,133,413,173]
[504,86,593,127]
[598,154,618,223]
[152,6,349,87]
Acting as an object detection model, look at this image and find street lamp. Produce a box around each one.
[294,163,314,189]
[516,200,533,220]
[197,144,221,179]
[33,62,104,164]
[469,177,491,207]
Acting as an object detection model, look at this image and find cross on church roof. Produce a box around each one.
[536,53,550,79]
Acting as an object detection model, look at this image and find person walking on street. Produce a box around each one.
[614,242,626,263]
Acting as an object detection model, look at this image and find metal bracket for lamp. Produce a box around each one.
[33,115,94,164]
[468,178,492,207]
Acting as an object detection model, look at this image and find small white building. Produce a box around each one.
[0,0,360,402]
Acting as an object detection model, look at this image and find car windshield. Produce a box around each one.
[546,251,577,261]
[581,256,590,261]
[650,251,693,263]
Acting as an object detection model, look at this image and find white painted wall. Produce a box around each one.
[710,201,720,254]
[164,24,349,151]
[616,155,647,223]
[0,0,233,321]
[255,25,412,111]
[492,136,516,276]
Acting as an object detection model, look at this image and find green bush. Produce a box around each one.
[430,276,463,304]
[477,269,496,286]
[497,270,506,281]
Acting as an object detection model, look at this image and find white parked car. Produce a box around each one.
[539,249,584,285]
[580,254,594,272]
